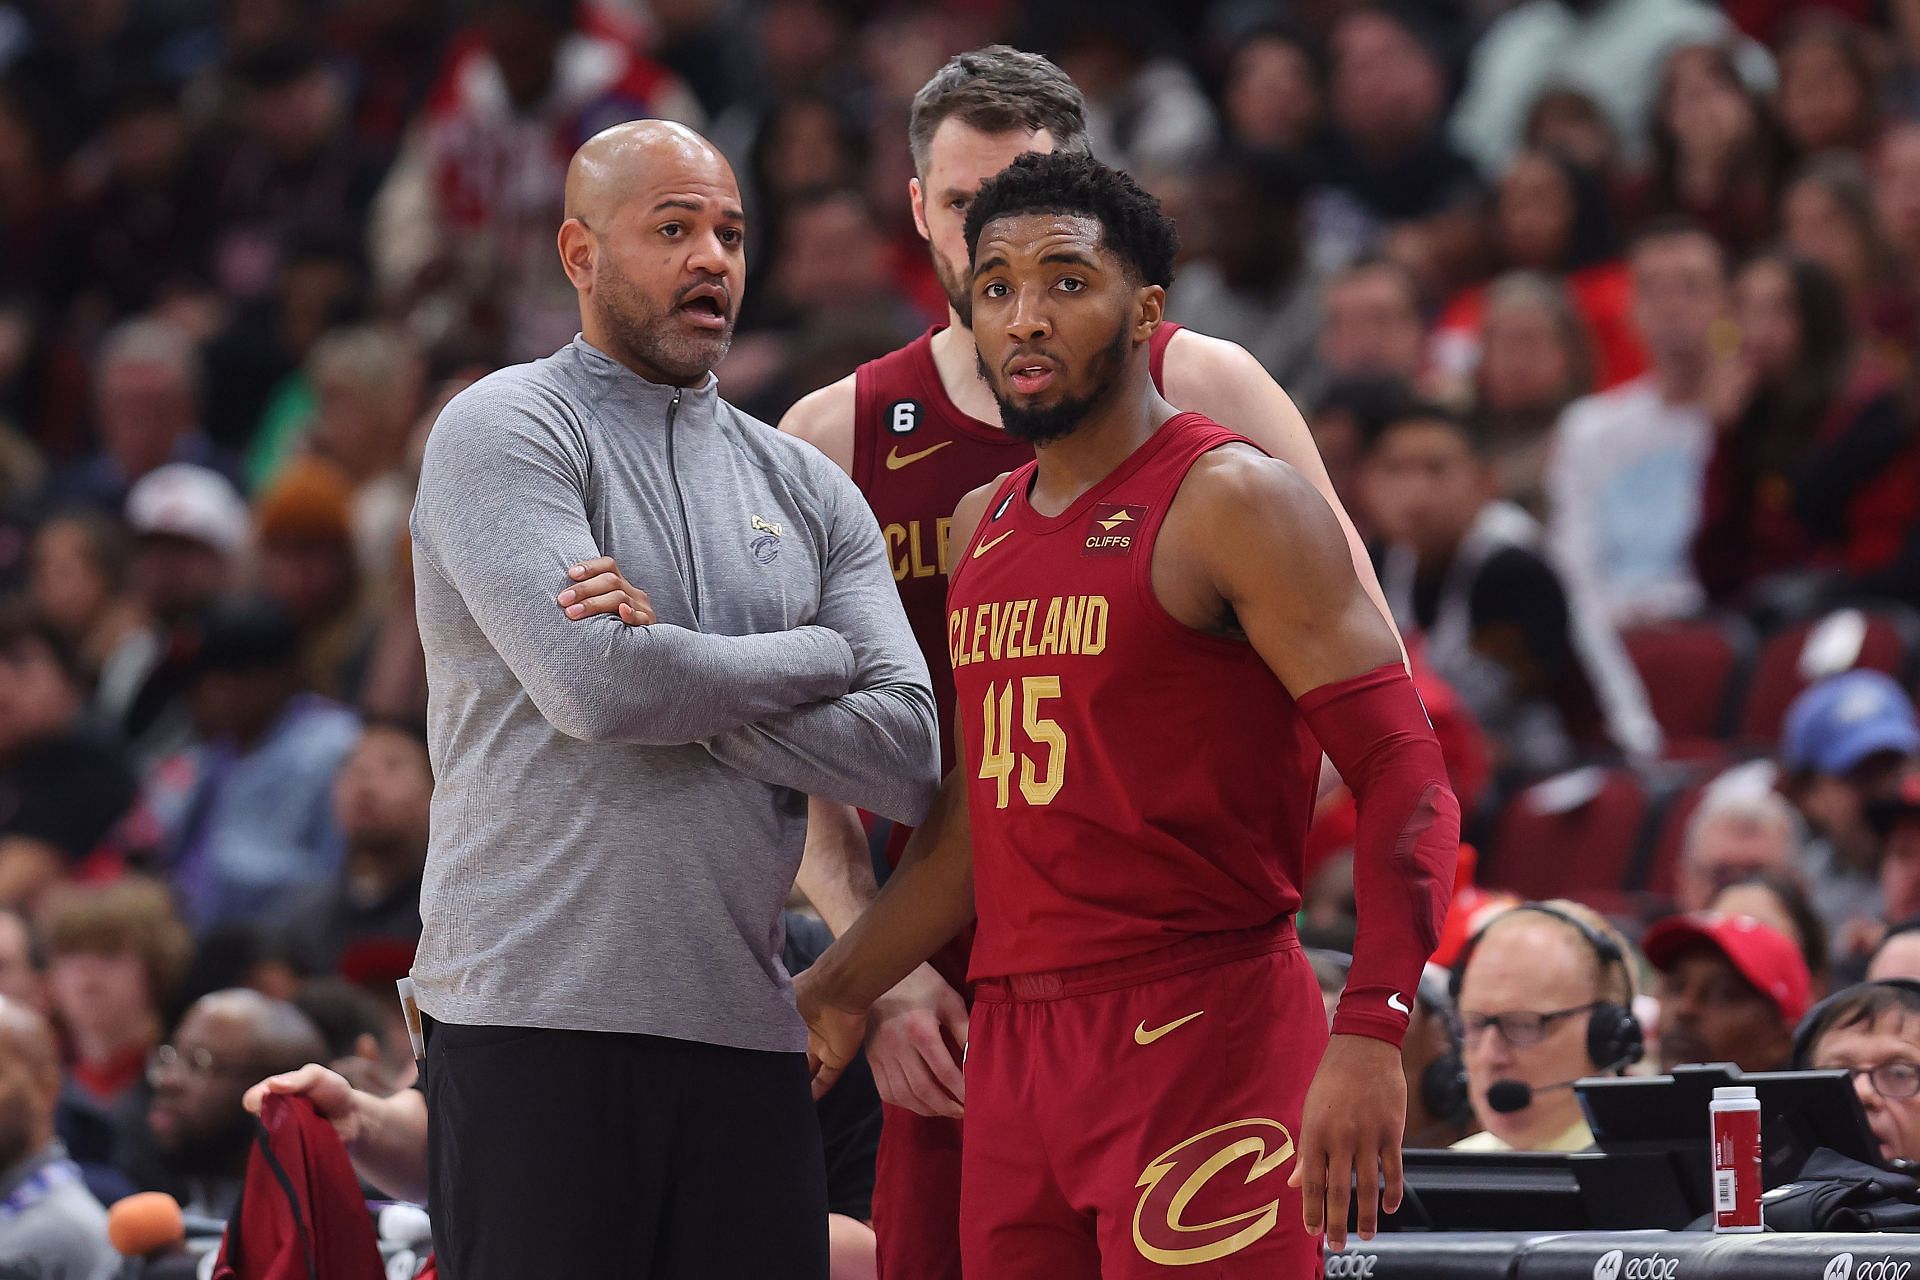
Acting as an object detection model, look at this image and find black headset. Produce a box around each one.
[1423,902,1646,1124]
[1791,977,1920,1068]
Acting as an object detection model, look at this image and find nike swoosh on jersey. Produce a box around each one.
[885,440,955,471]
[1387,992,1410,1016]
[1134,1011,1205,1046]
[971,530,1014,559]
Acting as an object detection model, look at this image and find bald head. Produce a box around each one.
[556,120,748,387]
[193,989,327,1073]
[564,120,738,228]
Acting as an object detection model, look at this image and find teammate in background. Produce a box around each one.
[778,46,1405,1277]
[798,153,1458,1275]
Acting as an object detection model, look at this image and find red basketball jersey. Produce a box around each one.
[851,323,1182,774]
[945,412,1321,981]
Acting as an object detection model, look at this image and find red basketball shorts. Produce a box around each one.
[872,1105,964,1280]
[961,921,1327,1279]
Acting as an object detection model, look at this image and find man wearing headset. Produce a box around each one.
[1795,979,1920,1168]
[1448,901,1644,1153]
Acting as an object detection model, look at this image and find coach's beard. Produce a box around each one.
[982,324,1130,444]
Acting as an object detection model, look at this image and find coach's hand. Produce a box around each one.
[245,1063,365,1145]
[1289,1033,1407,1251]
[558,555,655,626]
[866,962,968,1119]
[795,969,869,1100]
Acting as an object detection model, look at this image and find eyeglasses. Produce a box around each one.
[146,1043,259,1086]
[1834,1061,1920,1100]
[1456,1003,1601,1048]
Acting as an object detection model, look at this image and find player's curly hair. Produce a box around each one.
[963,151,1179,289]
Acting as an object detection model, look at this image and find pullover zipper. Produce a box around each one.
[665,389,701,615]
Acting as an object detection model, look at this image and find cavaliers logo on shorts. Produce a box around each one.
[1130,1117,1296,1265]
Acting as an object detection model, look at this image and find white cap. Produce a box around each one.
[1713,1085,1758,1101]
[124,463,250,559]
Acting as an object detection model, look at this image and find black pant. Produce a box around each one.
[425,1022,829,1279]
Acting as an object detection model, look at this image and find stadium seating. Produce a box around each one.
[1482,768,1653,903]
[1620,617,1754,760]
[1738,607,1920,744]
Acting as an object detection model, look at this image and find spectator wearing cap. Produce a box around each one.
[278,719,429,975]
[1449,0,1762,177]
[1779,671,1920,943]
[1795,979,1920,1168]
[1709,873,1831,999]
[51,319,235,515]
[1646,911,1811,1072]
[254,458,374,702]
[107,462,251,771]
[0,606,136,909]
[132,596,360,933]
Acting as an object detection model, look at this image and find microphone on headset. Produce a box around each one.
[1485,1050,1638,1114]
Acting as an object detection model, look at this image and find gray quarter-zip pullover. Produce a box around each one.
[409,337,939,1052]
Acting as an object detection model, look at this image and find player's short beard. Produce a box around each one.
[981,322,1131,445]
[935,245,972,327]
[593,256,734,384]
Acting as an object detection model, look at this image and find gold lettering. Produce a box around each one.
[1061,596,1083,654]
[1082,595,1109,656]
[1038,597,1062,656]
[948,609,967,669]
[1016,598,1040,658]
[1004,600,1029,659]
[883,524,909,582]
[969,605,990,665]
[907,521,936,579]
[988,601,1014,661]
[935,517,954,576]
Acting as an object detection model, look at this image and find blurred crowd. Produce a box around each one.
[7,0,1920,1266]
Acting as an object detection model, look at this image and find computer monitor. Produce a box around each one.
[1577,1062,1883,1218]
[1382,1148,1692,1232]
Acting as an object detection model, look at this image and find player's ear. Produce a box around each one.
[557,218,596,291]
[1135,283,1165,341]
[909,176,932,242]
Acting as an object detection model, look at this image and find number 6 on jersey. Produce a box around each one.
[978,676,1066,807]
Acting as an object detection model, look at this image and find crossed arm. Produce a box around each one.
[417,391,939,824]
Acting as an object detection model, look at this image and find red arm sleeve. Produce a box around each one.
[1297,663,1461,1048]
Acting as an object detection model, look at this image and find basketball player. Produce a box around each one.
[780,47,1403,1276]
[797,152,1458,1276]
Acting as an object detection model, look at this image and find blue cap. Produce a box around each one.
[1781,670,1920,775]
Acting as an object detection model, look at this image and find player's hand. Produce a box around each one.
[557,555,655,626]
[795,968,870,1100]
[866,963,969,1119]
[1289,1033,1407,1252]
[245,1063,365,1145]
